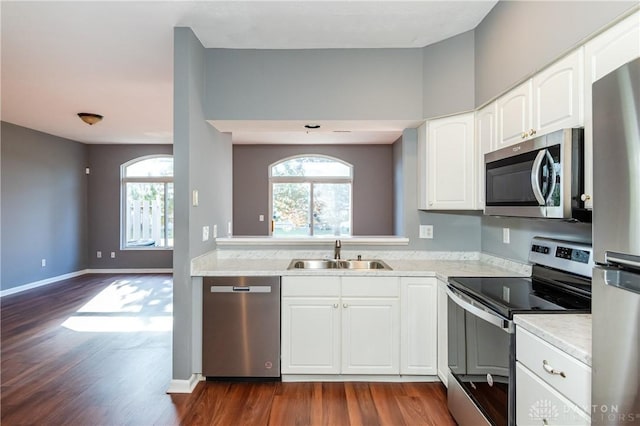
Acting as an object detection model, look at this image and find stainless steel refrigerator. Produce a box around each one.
[592,56,640,426]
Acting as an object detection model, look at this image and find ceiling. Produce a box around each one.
[1,1,497,145]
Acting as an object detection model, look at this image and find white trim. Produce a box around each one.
[86,268,173,274]
[0,269,88,297]
[215,236,410,246]
[166,374,203,394]
[282,374,441,383]
[1,268,174,297]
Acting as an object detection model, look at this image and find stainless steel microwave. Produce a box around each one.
[484,128,591,221]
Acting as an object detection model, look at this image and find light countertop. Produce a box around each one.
[514,314,592,366]
[190,250,532,281]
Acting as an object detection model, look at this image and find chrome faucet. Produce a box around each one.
[334,240,342,260]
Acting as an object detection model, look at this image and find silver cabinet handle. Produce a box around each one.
[343,303,348,308]
[580,194,591,202]
[542,360,566,378]
[333,303,339,308]
[529,128,537,137]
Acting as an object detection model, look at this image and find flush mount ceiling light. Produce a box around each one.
[77,112,103,125]
[304,124,320,129]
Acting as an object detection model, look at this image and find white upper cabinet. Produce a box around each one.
[475,101,498,209]
[497,80,533,148]
[533,48,584,135]
[419,112,476,210]
[497,49,584,148]
[583,10,640,209]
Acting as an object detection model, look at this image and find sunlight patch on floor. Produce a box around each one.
[62,277,173,332]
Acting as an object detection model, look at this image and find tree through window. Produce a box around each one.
[121,155,173,249]
[270,155,352,237]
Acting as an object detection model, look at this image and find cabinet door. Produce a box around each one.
[497,80,532,148]
[417,121,429,209]
[281,297,341,374]
[533,48,584,135]
[436,279,449,386]
[426,113,476,210]
[475,102,498,210]
[583,11,640,210]
[400,277,437,375]
[516,363,591,426]
[341,297,400,374]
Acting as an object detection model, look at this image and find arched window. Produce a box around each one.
[121,155,173,249]
[270,155,353,237]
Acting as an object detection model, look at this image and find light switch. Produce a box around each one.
[259,214,264,222]
[202,225,210,241]
[192,190,199,207]
[110,251,116,258]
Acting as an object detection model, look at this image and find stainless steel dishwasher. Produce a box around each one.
[202,276,281,378]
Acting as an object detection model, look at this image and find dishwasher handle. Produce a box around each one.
[210,286,272,293]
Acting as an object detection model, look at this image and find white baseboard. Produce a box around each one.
[281,374,441,383]
[1,268,174,297]
[86,268,173,274]
[0,269,89,297]
[166,374,203,394]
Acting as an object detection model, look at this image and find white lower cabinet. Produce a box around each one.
[516,326,591,425]
[281,276,400,375]
[400,277,437,375]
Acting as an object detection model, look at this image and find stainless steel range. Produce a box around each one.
[446,237,593,426]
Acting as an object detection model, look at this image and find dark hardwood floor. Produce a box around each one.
[1,273,456,425]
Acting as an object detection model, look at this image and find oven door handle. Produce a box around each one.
[446,286,514,334]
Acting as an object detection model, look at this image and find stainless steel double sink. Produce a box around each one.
[287,259,392,270]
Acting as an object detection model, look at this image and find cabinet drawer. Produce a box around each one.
[516,362,590,425]
[282,276,340,297]
[341,276,399,297]
[516,327,591,411]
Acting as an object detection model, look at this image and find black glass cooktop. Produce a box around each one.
[448,267,591,319]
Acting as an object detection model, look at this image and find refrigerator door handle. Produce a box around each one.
[602,267,640,295]
[606,251,640,270]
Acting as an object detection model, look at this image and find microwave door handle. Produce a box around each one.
[530,149,547,205]
[544,149,557,203]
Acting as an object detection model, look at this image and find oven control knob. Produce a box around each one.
[487,373,494,387]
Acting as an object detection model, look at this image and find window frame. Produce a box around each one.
[120,154,174,250]
[268,154,353,237]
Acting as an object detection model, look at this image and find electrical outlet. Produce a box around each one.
[213,224,218,238]
[419,225,434,239]
[503,228,510,244]
[41,258,46,267]
[97,251,102,258]
[259,214,264,222]
[202,225,210,241]
[110,251,116,258]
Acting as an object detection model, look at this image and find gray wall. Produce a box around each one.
[475,1,637,106]
[423,30,475,118]
[233,144,394,236]
[204,48,423,121]
[481,216,592,263]
[1,122,88,290]
[87,144,173,269]
[173,27,234,381]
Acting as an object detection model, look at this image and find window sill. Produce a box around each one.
[215,236,409,246]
